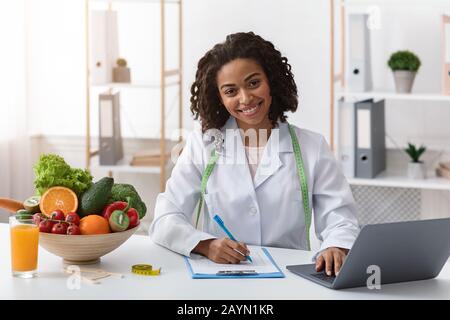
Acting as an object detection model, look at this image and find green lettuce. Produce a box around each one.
[33,154,93,196]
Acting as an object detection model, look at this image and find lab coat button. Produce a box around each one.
[249,207,257,215]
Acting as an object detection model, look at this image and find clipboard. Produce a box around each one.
[184,247,285,279]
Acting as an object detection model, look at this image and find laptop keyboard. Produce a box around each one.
[310,273,336,284]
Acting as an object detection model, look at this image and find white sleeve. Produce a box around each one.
[312,135,360,261]
[149,131,216,257]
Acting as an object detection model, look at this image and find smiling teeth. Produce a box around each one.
[241,106,258,114]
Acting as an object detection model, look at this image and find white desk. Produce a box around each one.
[1,223,449,300]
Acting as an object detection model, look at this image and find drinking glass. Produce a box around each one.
[9,216,39,278]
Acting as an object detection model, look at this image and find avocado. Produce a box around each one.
[79,177,114,217]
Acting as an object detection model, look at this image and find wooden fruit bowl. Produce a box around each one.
[39,226,139,265]
[1,197,139,265]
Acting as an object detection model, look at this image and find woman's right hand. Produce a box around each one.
[193,238,250,264]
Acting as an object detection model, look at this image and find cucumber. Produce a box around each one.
[79,177,114,217]
[15,209,32,222]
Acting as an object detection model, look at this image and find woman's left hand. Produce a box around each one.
[315,247,349,276]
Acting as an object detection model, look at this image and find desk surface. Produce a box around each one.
[1,223,449,300]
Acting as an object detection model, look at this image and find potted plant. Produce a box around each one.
[113,58,131,83]
[404,142,426,179]
[387,50,421,93]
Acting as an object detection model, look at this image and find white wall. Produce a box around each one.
[23,0,450,144]
[25,0,332,141]
[25,0,450,149]
[26,0,86,137]
[183,0,331,138]
[0,0,33,220]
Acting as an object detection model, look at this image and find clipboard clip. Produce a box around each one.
[216,270,258,276]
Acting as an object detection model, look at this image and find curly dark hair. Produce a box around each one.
[190,32,298,132]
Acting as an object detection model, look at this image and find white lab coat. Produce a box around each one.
[149,117,360,258]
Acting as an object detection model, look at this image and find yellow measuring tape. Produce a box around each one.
[131,264,161,276]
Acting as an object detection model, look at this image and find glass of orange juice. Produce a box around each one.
[9,215,39,278]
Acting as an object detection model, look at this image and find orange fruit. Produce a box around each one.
[40,186,78,217]
[79,215,110,235]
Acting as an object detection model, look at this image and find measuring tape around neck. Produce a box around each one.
[195,123,311,250]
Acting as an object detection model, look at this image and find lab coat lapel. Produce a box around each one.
[220,118,255,193]
[253,122,293,189]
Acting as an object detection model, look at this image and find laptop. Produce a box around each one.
[286,218,450,290]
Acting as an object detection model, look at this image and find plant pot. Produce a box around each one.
[393,71,416,93]
[113,67,131,83]
[407,162,426,180]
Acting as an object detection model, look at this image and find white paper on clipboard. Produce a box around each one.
[188,246,279,274]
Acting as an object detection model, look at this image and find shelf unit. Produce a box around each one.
[347,173,450,191]
[92,157,173,174]
[337,91,450,102]
[90,80,180,89]
[85,0,183,192]
[329,0,450,191]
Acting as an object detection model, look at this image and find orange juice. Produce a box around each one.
[10,224,39,273]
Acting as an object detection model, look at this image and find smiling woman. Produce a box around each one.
[151,31,360,277]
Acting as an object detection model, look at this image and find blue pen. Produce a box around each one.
[213,215,253,263]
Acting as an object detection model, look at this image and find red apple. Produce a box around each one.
[39,220,54,233]
[65,212,80,226]
[127,208,140,230]
[50,210,65,221]
[51,222,68,234]
[67,224,81,235]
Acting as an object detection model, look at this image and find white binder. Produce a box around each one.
[337,98,356,178]
[90,10,119,85]
[443,15,450,95]
[346,14,372,92]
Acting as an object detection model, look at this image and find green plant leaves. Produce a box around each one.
[388,50,421,72]
[404,142,426,163]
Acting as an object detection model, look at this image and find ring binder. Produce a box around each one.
[338,98,356,178]
[354,99,386,178]
[99,90,123,165]
[346,14,373,92]
[90,10,119,84]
